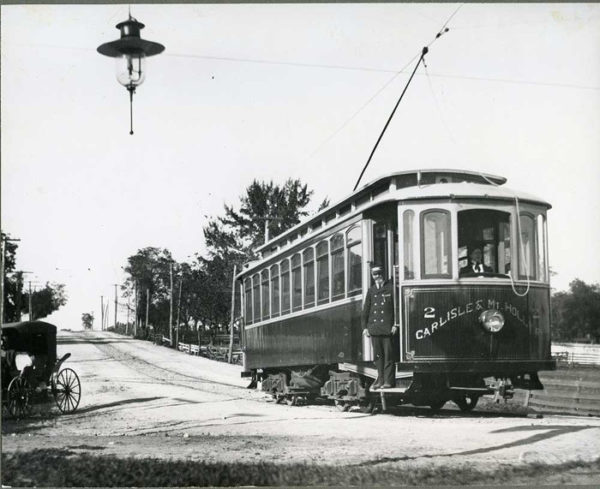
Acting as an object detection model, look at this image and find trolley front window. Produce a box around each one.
[421,210,451,278]
[403,210,415,279]
[519,214,537,280]
[458,209,511,277]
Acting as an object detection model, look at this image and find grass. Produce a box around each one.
[2,449,599,487]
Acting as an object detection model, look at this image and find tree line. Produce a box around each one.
[1,232,67,323]
[119,179,327,340]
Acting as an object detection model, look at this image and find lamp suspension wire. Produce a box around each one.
[129,87,134,135]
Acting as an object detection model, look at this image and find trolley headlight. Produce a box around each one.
[479,309,505,333]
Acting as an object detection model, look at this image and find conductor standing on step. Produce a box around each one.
[362,265,397,389]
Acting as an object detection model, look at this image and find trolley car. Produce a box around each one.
[1,321,81,417]
[236,169,555,412]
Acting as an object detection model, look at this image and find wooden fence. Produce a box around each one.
[551,342,600,367]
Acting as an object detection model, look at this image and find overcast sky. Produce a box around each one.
[2,3,599,329]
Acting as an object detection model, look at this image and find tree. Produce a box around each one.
[201,179,321,330]
[27,283,68,320]
[122,247,175,336]
[82,312,94,330]
[551,279,600,343]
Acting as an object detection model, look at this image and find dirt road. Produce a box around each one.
[3,330,600,485]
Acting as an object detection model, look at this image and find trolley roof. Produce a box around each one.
[247,169,550,269]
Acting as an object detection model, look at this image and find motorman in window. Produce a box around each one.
[362,265,397,389]
[460,248,493,277]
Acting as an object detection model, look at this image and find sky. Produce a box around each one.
[2,3,599,330]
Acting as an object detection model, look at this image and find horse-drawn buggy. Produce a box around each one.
[1,320,81,417]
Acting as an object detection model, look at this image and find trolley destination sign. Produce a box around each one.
[414,296,530,340]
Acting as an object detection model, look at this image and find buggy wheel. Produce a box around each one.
[52,368,81,413]
[454,395,478,412]
[7,377,32,418]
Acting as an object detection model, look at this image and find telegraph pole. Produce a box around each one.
[134,280,138,337]
[0,236,21,325]
[145,288,150,332]
[169,262,174,346]
[28,281,33,320]
[176,275,182,349]
[113,284,118,329]
[101,295,105,331]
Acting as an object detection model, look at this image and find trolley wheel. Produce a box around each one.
[335,400,350,412]
[454,395,478,412]
[428,400,446,412]
[7,377,32,418]
[52,368,81,414]
[285,395,298,406]
[357,398,376,414]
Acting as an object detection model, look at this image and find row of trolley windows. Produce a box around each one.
[244,225,363,324]
[403,209,548,281]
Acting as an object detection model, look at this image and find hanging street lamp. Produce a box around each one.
[97,15,165,135]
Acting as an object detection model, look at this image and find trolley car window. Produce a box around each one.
[252,273,260,322]
[261,270,270,320]
[331,233,345,300]
[347,225,362,295]
[270,264,280,317]
[458,209,511,276]
[292,253,302,311]
[519,214,537,280]
[316,241,329,304]
[281,259,291,314]
[303,248,315,308]
[422,210,451,278]
[244,278,252,324]
[403,210,415,279]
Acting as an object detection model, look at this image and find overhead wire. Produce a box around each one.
[351,4,463,191]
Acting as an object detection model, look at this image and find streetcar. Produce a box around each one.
[236,169,555,412]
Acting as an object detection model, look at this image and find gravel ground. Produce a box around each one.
[2,330,600,486]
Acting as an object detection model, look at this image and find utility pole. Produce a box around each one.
[145,288,150,333]
[114,284,118,329]
[0,236,21,325]
[126,296,130,335]
[28,281,33,320]
[134,280,138,337]
[169,262,174,346]
[101,295,104,331]
[176,275,182,349]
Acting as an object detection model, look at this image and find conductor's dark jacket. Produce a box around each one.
[362,280,395,336]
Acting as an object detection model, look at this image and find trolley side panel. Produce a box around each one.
[244,299,362,369]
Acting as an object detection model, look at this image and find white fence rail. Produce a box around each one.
[552,342,600,366]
